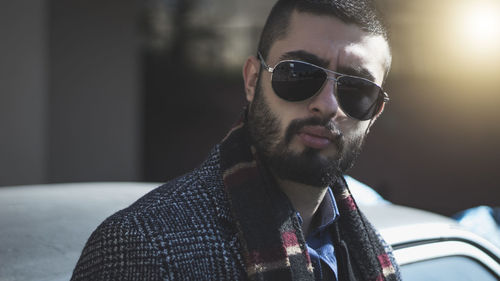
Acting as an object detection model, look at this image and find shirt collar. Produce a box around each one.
[316,187,340,231]
[296,187,340,235]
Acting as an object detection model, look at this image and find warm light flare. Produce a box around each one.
[456,0,500,54]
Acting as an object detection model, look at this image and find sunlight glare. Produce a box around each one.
[456,0,500,55]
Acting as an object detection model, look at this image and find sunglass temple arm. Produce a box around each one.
[257,52,274,73]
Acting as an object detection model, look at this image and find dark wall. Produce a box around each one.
[142,52,247,182]
[48,0,142,182]
[0,0,142,185]
[0,0,48,185]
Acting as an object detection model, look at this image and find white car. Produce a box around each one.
[362,203,500,280]
[1,182,499,281]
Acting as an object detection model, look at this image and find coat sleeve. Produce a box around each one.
[70,217,167,281]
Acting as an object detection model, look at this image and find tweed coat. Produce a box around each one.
[71,146,248,280]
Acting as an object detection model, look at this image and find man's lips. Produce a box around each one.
[297,125,338,149]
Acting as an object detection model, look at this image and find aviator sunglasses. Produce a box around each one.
[258,52,389,121]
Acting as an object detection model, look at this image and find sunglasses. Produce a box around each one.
[258,52,389,121]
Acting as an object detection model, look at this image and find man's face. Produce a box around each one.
[246,11,391,187]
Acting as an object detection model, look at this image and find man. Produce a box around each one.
[71,0,400,280]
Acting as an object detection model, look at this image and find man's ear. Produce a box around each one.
[242,56,260,103]
[367,102,385,132]
[376,102,385,118]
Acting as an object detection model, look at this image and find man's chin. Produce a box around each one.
[273,168,340,188]
[266,150,342,188]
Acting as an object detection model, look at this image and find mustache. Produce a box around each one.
[284,117,342,145]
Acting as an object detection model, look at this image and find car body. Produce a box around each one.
[1,182,499,281]
[0,182,158,281]
[361,204,500,280]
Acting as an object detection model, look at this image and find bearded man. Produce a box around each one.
[71,0,400,280]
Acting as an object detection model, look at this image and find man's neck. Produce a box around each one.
[275,177,328,238]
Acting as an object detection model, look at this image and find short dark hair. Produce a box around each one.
[257,0,390,60]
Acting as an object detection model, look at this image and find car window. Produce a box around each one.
[401,255,499,281]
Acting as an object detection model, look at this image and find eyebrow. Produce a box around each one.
[336,65,376,82]
[278,50,376,82]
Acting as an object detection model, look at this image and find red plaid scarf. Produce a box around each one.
[219,117,400,281]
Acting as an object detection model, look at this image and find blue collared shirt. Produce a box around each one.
[297,187,340,281]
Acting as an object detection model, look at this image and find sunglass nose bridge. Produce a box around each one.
[324,75,339,90]
[322,66,342,81]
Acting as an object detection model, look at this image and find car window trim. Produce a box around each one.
[394,240,500,278]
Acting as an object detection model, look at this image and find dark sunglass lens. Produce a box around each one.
[336,76,383,120]
[271,61,326,102]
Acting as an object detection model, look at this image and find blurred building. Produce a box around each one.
[1,0,499,215]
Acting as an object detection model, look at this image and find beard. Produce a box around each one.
[247,78,366,187]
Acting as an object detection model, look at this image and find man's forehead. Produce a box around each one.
[337,36,391,83]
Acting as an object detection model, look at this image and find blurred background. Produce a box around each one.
[1,0,499,216]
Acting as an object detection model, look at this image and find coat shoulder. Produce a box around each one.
[72,146,246,280]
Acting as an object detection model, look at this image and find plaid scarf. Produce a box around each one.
[219,116,400,281]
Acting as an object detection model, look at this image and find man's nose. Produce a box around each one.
[307,79,340,119]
